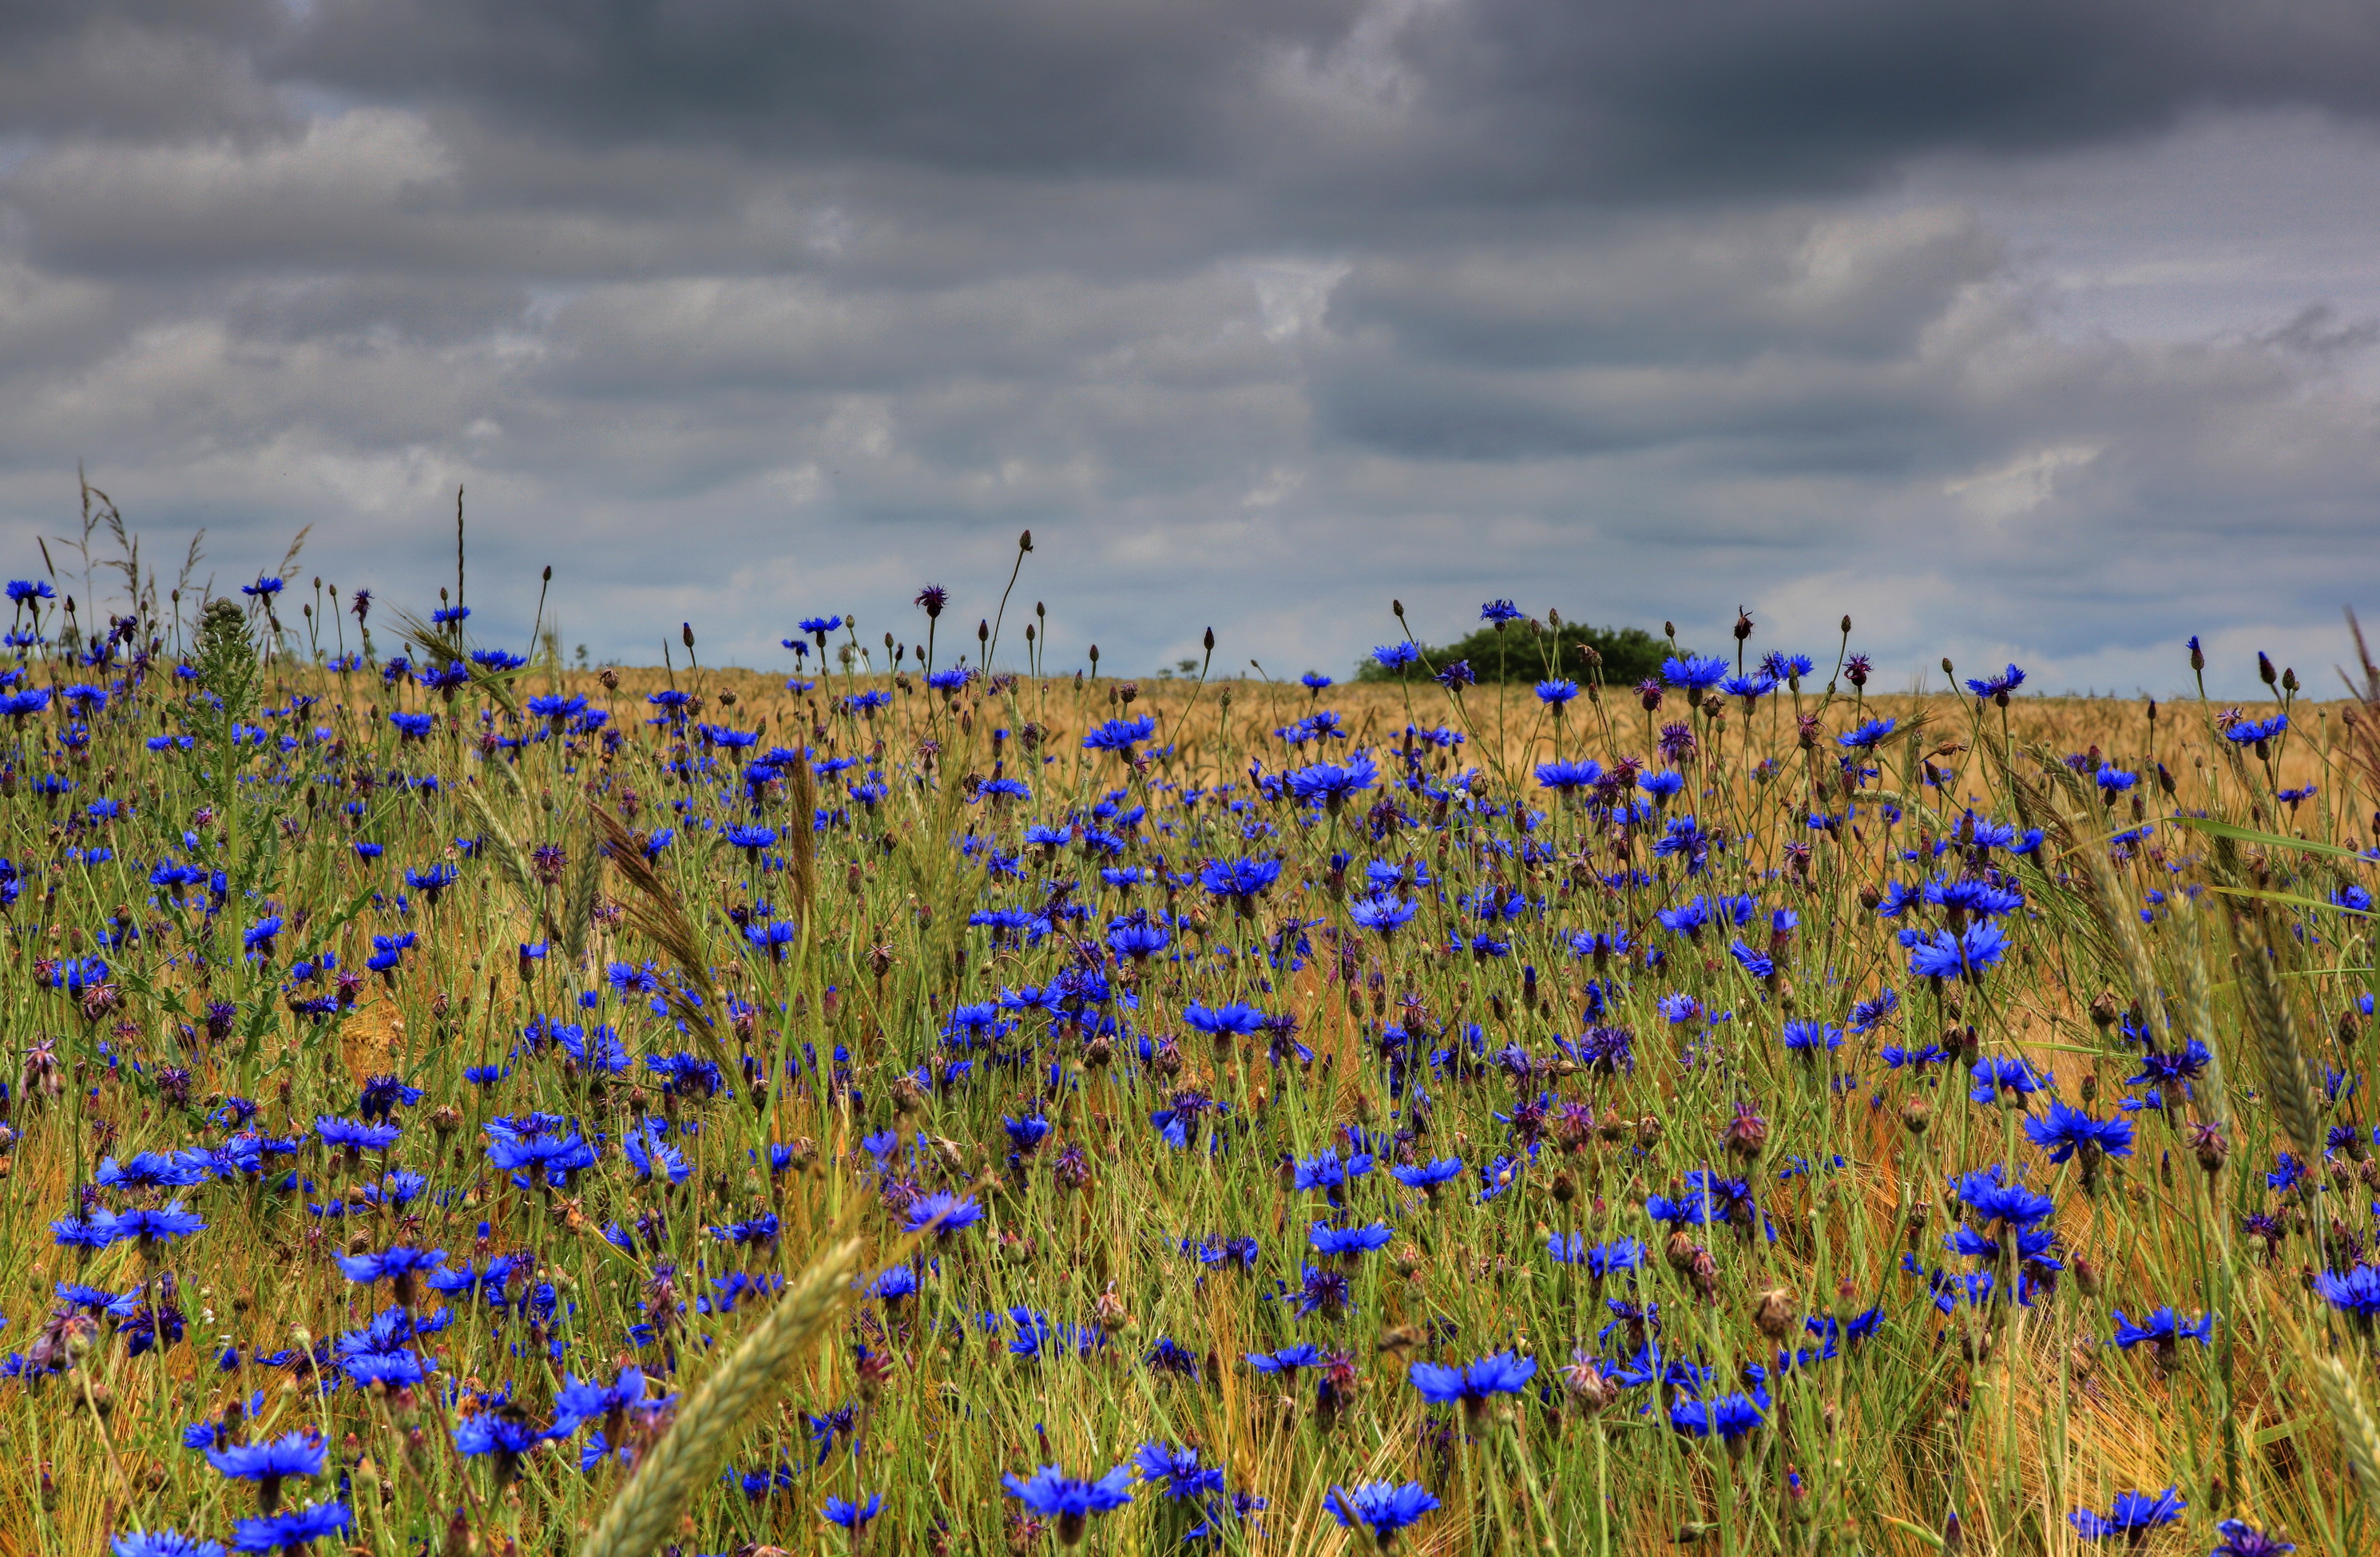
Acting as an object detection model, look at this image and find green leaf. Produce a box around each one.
[2202,883,2372,919]
[2170,814,2370,864]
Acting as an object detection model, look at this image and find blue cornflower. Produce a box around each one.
[102,1203,207,1246]
[623,1123,692,1186]
[1661,653,1728,690]
[1669,1387,1769,1440]
[1480,599,1524,623]
[1534,679,1578,706]
[206,1432,324,1511]
[1082,715,1157,755]
[553,1365,668,1435]
[2069,1488,2184,1541]
[1199,857,1281,906]
[1966,1055,2049,1107]
[2315,1263,2380,1318]
[1326,1481,1440,1540]
[1952,1166,2057,1230]
[723,824,778,854]
[2111,1308,2215,1353]
[1434,659,1474,688]
[1183,1000,1267,1039]
[1308,1222,1394,1258]
[1133,1441,1224,1500]
[1780,1020,1843,1055]
[1839,716,1897,749]
[798,615,843,637]
[1247,1344,1324,1373]
[1349,893,1417,937]
[1371,643,1422,672]
[2212,1518,2296,1555]
[2022,1100,2134,1164]
[229,1500,350,1553]
[242,917,284,957]
[822,1494,882,1530]
[1286,756,1377,808]
[1909,922,2008,981]
[1002,1464,1133,1542]
[6,580,55,604]
[1408,1351,1536,1412]
[1536,758,1604,792]
[1965,664,2027,700]
[112,1534,224,1557]
[1719,672,1776,703]
[2226,715,2287,747]
[904,1192,982,1238]
[332,1247,447,1304]
[1390,1158,1464,1195]
[454,1414,547,1477]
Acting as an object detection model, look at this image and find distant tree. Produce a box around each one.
[1356,617,1666,687]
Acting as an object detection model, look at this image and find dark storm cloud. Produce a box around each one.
[0,0,2378,699]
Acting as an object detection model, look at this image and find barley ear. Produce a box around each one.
[577,1238,862,1557]
[2317,1355,2380,1517]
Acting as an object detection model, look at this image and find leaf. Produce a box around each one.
[2169,814,2370,864]
[2202,884,2373,918]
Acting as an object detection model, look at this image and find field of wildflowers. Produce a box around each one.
[6,528,2380,1557]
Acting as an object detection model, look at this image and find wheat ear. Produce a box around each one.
[2317,1356,2380,1516]
[2231,906,2323,1162]
[577,1238,862,1557]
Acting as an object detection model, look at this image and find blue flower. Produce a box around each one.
[205,1432,326,1496]
[1965,664,2027,700]
[1534,679,1578,706]
[1371,643,1422,672]
[333,1246,448,1290]
[1536,758,1603,791]
[1390,1158,1464,1193]
[1408,1351,1536,1409]
[1002,1464,1133,1540]
[1480,599,1524,623]
[2315,1262,2380,1317]
[1669,1387,1769,1440]
[1082,715,1157,755]
[1909,922,2008,981]
[1133,1441,1225,1500]
[1349,893,1417,937]
[2069,1487,2184,1540]
[2227,715,2288,747]
[101,1202,207,1246]
[6,580,56,604]
[553,1365,668,1435]
[113,1535,225,1557]
[1967,1055,2049,1107]
[2111,1307,2215,1352]
[1286,757,1377,807]
[2212,1518,2296,1555]
[1660,653,1728,690]
[1308,1222,1394,1258]
[1434,659,1475,689]
[1326,1481,1439,1539]
[229,1500,350,1552]
[904,1192,983,1238]
[1839,717,1897,749]
[822,1493,882,1529]
[2022,1100,2134,1163]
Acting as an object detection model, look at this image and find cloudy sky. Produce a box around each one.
[5,0,2379,696]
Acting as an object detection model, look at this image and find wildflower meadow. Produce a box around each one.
[7,521,2380,1557]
